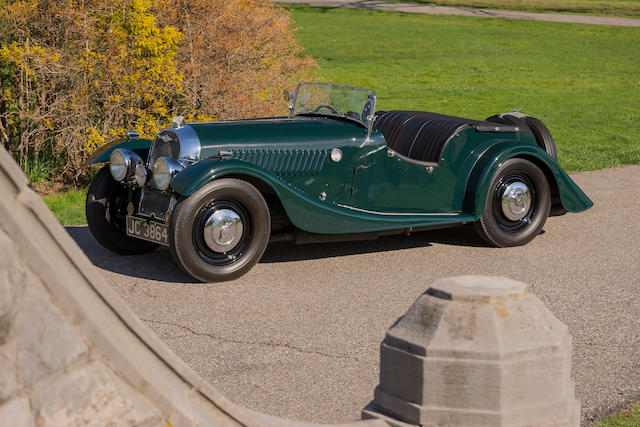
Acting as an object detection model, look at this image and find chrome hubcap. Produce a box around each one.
[203,209,243,253]
[501,181,531,221]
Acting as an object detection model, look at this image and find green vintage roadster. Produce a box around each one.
[86,82,592,282]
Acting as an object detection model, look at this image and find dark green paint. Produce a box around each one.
[468,142,593,218]
[189,117,367,206]
[350,127,533,213]
[169,116,591,234]
[87,137,152,164]
[170,158,476,233]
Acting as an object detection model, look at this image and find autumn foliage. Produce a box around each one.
[0,0,313,185]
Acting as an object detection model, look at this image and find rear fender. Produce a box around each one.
[464,142,593,219]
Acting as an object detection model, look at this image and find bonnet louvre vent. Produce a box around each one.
[233,149,327,174]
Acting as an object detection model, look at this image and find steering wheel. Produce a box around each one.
[314,104,339,114]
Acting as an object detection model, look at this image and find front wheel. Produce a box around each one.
[169,178,271,282]
[474,158,551,247]
[86,165,159,255]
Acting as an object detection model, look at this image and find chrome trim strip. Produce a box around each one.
[137,189,147,218]
[192,117,293,125]
[148,124,201,167]
[336,204,460,216]
[175,124,201,162]
[387,148,439,168]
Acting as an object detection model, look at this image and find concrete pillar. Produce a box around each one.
[362,275,580,426]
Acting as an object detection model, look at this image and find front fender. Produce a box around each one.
[86,138,152,164]
[171,159,337,231]
[170,158,373,233]
[466,142,593,219]
[169,159,270,196]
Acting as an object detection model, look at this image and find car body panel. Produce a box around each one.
[168,117,590,234]
[188,117,369,205]
[190,116,365,155]
[351,126,533,213]
[466,142,593,217]
[170,158,476,234]
[87,137,152,164]
[89,115,592,235]
[87,102,591,236]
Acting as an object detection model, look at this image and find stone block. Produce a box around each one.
[0,225,23,345]
[31,360,162,427]
[0,339,19,403]
[14,269,88,387]
[0,397,34,427]
[0,227,24,402]
[364,276,580,426]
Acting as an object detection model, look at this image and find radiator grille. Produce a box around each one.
[148,131,180,167]
[232,149,327,174]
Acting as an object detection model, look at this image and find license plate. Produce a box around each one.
[126,216,169,246]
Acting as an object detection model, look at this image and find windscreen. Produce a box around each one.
[291,82,376,126]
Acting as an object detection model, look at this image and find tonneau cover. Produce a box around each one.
[375,110,519,164]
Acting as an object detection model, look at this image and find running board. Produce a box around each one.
[269,222,471,245]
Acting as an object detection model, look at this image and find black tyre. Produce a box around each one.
[86,165,159,255]
[474,158,551,247]
[168,178,271,282]
[486,114,557,161]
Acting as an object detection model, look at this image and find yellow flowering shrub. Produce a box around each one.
[0,0,313,185]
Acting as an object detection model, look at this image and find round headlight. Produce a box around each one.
[152,157,183,190]
[134,163,147,187]
[109,149,129,181]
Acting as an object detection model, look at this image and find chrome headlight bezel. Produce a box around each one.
[134,163,148,187]
[109,148,145,184]
[152,157,184,190]
[109,149,128,181]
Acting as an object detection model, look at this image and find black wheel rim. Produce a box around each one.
[192,199,251,266]
[492,171,538,232]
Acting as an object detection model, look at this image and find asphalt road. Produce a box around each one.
[67,165,640,425]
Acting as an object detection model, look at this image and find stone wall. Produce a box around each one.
[0,147,386,427]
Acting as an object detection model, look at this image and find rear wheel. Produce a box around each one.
[474,158,551,247]
[86,165,159,254]
[169,178,271,282]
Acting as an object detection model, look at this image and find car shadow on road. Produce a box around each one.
[66,224,487,281]
[65,225,199,283]
[261,225,487,263]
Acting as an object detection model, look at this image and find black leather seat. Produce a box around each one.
[375,110,518,164]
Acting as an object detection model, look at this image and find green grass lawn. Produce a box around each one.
[383,0,640,17]
[43,189,87,226]
[288,5,640,172]
[594,403,640,426]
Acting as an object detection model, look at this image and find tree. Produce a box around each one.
[0,0,313,185]
[158,0,314,120]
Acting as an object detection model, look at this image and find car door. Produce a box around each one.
[349,136,457,213]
